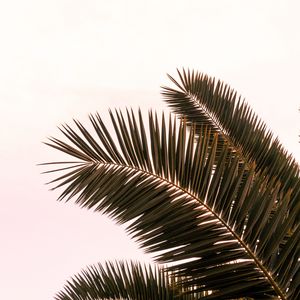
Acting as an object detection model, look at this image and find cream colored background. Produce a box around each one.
[0,1,299,299]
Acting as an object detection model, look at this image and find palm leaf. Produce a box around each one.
[55,260,202,300]
[161,69,300,196]
[43,109,299,299]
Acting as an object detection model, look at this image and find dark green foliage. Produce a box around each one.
[43,69,299,299]
[55,261,203,300]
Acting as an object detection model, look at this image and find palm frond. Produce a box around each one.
[161,69,300,195]
[55,260,201,300]
[43,109,299,299]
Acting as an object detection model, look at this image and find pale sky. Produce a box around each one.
[1,1,300,299]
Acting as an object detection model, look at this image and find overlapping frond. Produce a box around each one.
[43,109,299,299]
[161,69,300,195]
[161,70,300,295]
[55,260,201,300]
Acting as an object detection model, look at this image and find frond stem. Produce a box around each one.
[188,92,251,169]
[93,160,285,299]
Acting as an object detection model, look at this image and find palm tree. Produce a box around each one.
[43,69,299,299]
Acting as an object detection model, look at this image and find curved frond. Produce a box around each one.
[56,260,200,300]
[43,109,299,299]
[161,69,300,195]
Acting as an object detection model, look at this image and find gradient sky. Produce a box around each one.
[1,1,300,299]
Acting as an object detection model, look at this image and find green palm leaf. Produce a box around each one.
[55,260,201,300]
[43,109,299,299]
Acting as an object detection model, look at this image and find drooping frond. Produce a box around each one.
[43,109,299,299]
[55,260,201,300]
[161,69,300,195]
